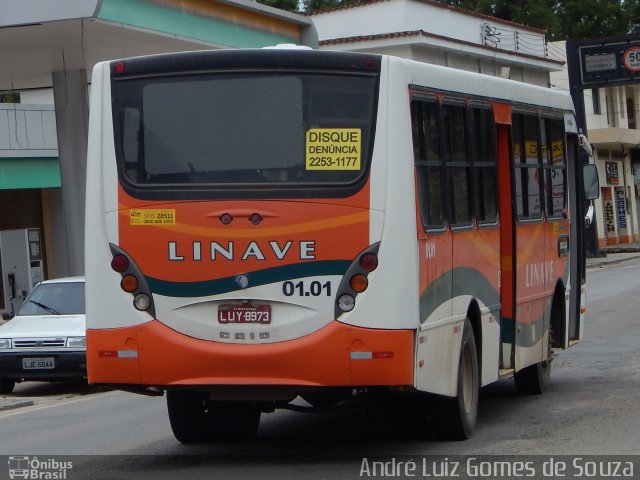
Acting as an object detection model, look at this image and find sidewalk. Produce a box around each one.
[586,242,640,268]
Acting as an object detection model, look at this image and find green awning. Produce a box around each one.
[0,157,61,189]
[98,0,298,48]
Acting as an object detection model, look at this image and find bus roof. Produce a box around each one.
[100,47,573,114]
[390,55,574,113]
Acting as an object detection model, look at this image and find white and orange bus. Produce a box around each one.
[85,48,599,442]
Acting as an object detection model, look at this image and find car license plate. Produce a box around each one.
[218,305,271,324]
[22,357,55,370]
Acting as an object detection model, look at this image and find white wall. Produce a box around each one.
[0,104,58,157]
[19,89,55,105]
[314,0,555,87]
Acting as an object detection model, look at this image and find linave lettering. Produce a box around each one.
[525,261,554,288]
[168,240,316,262]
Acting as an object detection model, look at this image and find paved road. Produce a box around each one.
[0,257,639,478]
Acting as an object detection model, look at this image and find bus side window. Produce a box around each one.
[442,102,472,227]
[411,99,445,230]
[470,106,498,224]
[513,113,543,221]
[121,107,145,183]
[542,118,567,218]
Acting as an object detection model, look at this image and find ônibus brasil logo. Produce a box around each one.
[8,456,73,479]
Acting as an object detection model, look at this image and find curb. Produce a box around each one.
[0,399,34,412]
[586,254,640,269]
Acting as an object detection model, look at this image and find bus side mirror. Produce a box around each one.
[583,164,599,201]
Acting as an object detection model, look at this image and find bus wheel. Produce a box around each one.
[208,402,261,441]
[166,390,211,443]
[0,378,15,394]
[435,319,479,440]
[514,346,551,395]
[515,318,552,395]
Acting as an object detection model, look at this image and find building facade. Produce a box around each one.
[311,0,562,86]
[550,41,640,247]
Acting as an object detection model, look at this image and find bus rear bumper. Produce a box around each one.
[87,320,414,391]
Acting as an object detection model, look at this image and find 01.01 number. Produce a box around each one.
[282,280,332,297]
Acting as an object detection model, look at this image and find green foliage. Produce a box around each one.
[255,0,362,13]
[257,0,640,39]
[439,0,640,40]
[301,0,362,12]
[256,0,299,12]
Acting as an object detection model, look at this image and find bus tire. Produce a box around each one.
[208,401,261,441]
[514,347,551,395]
[166,390,211,443]
[0,378,15,394]
[435,319,479,440]
[515,318,552,395]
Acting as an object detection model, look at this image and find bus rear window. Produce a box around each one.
[112,72,378,198]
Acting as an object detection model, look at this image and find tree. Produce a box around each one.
[256,0,298,12]
[255,0,362,13]
[300,0,361,12]
[257,0,640,39]
[439,0,638,40]
[556,0,630,39]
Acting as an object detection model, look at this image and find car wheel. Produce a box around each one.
[0,378,15,394]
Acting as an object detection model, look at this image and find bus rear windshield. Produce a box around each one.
[112,72,378,198]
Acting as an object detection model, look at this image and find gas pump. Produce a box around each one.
[0,228,45,316]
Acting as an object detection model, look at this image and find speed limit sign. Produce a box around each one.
[623,46,640,72]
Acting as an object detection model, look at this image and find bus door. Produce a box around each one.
[493,103,516,369]
[565,120,585,347]
[563,116,601,349]
[541,117,571,351]
[511,112,547,372]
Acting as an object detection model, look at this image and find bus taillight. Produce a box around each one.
[109,243,156,316]
[350,274,368,293]
[337,294,355,312]
[111,254,129,273]
[334,243,380,316]
[121,274,139,293]
[133,293,152,311]
[359,253,378,272]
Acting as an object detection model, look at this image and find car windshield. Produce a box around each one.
[18,282,85,316]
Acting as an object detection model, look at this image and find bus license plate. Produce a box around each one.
[218,305,271,324]
[22,357,55,370]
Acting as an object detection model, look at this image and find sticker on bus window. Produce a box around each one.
[305,128,361,170]
[130,209,176,225]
